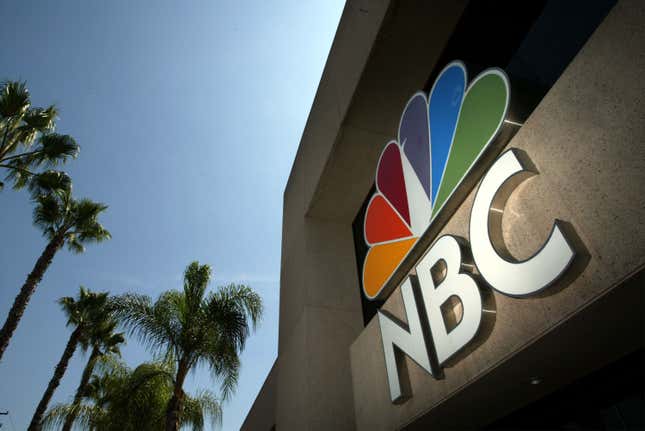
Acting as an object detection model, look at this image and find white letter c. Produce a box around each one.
[470,150,575,297]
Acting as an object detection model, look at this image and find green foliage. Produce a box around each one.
[0,81,29,117]
[31,183,111,252]
[28,170,72,198]
[112,261,262,425]
[90,320,125,359]
[59,287,111,350]
[0,80,77,191]
[2,133,79,189]
[1,81,257,430]
[61,288,125,371]
[43,357,222,431]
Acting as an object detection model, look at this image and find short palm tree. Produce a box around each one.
[44,357,222,431]
[62,318,125,431]
[28,287,109,431]
[0,184,110,361]
[113,261,263,431]
[0,80,78,190]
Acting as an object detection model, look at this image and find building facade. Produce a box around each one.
[242,0,645,429]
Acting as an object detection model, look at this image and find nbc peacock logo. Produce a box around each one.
[362,61,510,300]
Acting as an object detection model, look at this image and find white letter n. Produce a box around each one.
[378,276,434,403]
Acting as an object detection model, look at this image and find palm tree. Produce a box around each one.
[28,287,109,431]
[0,185,110,361]
[44,357,222,431]
[2,133,79,189]
[113,261,263,431]
[0,81,78,190]
[62,318,125,431]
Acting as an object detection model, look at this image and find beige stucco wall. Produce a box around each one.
[275,2,392,429]
[244,0,644,430]
[240,362,278,431]
[349,1,645,429]
[274,1,467,430]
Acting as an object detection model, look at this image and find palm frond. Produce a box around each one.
[58,296,76,322]
[93,354,129,381]
[35,133,79,165]
[58,286,109,330]
[70,198,111,245]
[104,332,126,355]
[153,290,184,352]
[112,293,177,356]
[3,157,34,189]
[215,284,263,329]
[10,124,38,148]
[72,198,108,226]
[205,283,263,352]
[183,261,212,312]
[206,344,239,402]
[66,233,86,253]
[89,316,126,358]
[0,85,58,160]
[126,362,175,393]
[77,223,111,244]
[33,192,64,235]
[28,170,72,198]
[42,402,101,431]
[0,81,29,119]
[23,105,57,131]
[183,389,222,431]
[31,185,111,249]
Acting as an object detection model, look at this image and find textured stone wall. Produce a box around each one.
[350,1,645,429]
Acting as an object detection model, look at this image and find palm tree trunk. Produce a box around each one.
[0,231,65,362]
[62,346,100,431]
[28,327,81,431]
[165,358,190,431]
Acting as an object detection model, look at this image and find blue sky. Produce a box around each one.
[0,1,344,429]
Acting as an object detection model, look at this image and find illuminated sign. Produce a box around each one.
[363,61,509,300]
[364,61,578,403]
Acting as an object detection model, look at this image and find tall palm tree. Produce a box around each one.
[0,185,111,361]
[44,357,222,431]
[28,287,109,431]
[0,80,78,190]
[62,318,125,431]
[113,261,263,431]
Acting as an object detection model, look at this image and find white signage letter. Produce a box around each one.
[378,277,433,403]
[416,235,482,365]
[470,149,575,296]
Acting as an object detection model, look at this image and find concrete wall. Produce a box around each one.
[240,362,278,431]
[244,0,644,429]
[275,2,392,429]
[274,1,467,430]
[349,1,645,429]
